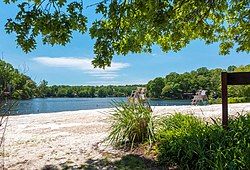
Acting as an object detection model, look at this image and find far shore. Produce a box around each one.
[3,103,250,169]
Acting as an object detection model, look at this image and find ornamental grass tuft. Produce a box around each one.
[107,101,155,149]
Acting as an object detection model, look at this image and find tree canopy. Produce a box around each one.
[1,59,249,101]
[146,65,250,101]
[0,59,140,99]
[0,59,37,99]
[4,0,250,68]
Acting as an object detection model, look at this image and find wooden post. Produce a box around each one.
[221,72,228,129]
[221,72,250,129]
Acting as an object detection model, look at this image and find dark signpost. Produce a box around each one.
[221,72,250,129]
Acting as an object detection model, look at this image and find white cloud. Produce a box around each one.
[33,57,130,79]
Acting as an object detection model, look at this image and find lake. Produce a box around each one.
[12,97,191,115]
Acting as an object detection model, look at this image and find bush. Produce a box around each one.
[156,113,250,169]
[208,98,222,104]
[107,101,155,148]
[228,97,250,103]
[209,97,250,104]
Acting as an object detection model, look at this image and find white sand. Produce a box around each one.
[2,103,250,169]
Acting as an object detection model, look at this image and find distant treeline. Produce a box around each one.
[1,59,249,101]
[0,59,140,99]
[39,83,140,98]
[146,65,250,101]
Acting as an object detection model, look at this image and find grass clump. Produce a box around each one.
[209,97,250,104]
[107,101,155,148]
[156,113,250,169]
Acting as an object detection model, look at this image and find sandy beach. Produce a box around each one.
[2,103,250,169]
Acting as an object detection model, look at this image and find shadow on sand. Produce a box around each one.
[41,154,167,170]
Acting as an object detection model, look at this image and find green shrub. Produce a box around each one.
[107,101,155,148]
[209,98,222,104]
[156,113,250,169]
[228,97,250,103]
[209,97,250,104]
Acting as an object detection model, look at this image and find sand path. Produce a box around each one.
[2,103,250,169]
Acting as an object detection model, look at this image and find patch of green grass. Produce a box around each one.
[107,101,155,149]
[209,97,250,104]
[156,113,250,169]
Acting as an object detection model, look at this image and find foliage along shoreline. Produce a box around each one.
[0,59,249,102]
[0,60,142,99]
[147,65,250,103]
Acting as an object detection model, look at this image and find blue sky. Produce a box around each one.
[0,1,249,86]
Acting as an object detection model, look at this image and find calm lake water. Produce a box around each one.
[13,97,191,115]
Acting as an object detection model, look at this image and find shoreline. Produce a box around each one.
[11,107,115,117]
[10,102,250,117]
[13,97,191,115]
[3,103,250,169]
